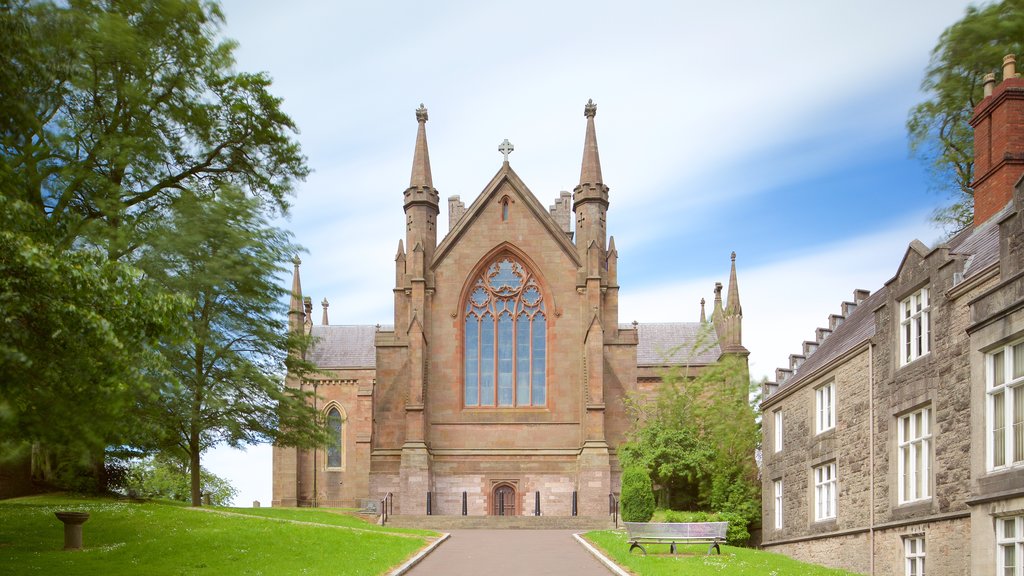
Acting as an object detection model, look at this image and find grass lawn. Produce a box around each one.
[583,530,861,576]
[218,506,436,536]
[0,494,437,575]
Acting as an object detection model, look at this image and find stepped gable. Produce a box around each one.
[772,288,884,394]
[629,322,721,366]
[769,209,1007,395]
[307,324,388,368]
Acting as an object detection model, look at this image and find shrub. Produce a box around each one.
[652,508,750,545]
[620,466,655,522]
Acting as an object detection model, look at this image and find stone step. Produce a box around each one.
[383,514,616,530]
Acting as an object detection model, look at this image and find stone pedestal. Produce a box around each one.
[54,511,89,551]
[398,442,431,514]
[576,441,611,516]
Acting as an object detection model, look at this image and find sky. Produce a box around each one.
[206,0,979,507]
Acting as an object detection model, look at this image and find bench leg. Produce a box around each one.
[628,542,647,556]
[669,542,676,554]
[707,541,721,555]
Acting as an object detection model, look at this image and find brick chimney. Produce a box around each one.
[971,54,1024,226]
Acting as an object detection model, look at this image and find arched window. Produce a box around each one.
[326,406,344,469]
[464,254,546,407]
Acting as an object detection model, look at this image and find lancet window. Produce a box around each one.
[326,406,344,469]
[464,255,546,407]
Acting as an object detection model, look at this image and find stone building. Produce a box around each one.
[272,101,749,516]
[760,55,1024,575]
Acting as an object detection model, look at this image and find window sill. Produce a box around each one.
[898,352,931,369]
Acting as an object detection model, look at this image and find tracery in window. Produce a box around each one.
[464,255,546,407]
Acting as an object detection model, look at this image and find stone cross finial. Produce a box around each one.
[292,256,301,267]
[584,98,597,118]
[416,103,428,123]
[498,139,514,162]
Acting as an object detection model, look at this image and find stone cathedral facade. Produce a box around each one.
[272,101,748,516]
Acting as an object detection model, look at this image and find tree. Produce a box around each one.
[1,0,308,253]
[0,0,309,487]
[620,329,761,534]
[907,0,1024,233]
[136,187,323,506]
[119,455,238,506]
[620,466,656,523]
[0,196,183,465]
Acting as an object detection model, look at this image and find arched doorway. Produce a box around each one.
[492,484,516,516]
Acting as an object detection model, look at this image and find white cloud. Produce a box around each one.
[208,0,976,506]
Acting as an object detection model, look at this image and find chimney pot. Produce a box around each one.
[1004,54,1017,80]
[984,72,997,97]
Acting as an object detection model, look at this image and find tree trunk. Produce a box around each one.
[189,423,202,507]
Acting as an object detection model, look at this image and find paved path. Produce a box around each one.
[405,530,612,576]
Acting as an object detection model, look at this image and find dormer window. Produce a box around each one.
[900,288,930,366]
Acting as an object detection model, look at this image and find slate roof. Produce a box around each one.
[630,322,721,366]
[307,322,717,369]
[950,204,1008,279]
[307,325,382,368]
[778,288,886,393]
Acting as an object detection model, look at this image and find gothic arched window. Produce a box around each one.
[464,255,546,407]
[326,406,344,469]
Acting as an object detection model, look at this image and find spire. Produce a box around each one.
[578,99,603,186]
[573,99,610,258]
[700,298,706,323]
[409,104,433,188]
[321,298,329,326]
[726,251,742,315]
[289,256,304,332]
[713,282,724,318]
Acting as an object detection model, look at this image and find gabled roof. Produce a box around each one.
[949,203,1009,278]
[307,325,384,368]
[432,162,581,270]
[629,322,722,366]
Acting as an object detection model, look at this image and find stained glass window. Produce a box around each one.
[326,407,343,469]
[464,255,547,407]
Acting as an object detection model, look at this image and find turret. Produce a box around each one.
[573,99,610,269]
[722,252,747,353]
[403,104,440,276]
[288,256,305,333]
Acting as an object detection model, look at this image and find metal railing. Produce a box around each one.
[609,492,619,528]
[380,492,393,525]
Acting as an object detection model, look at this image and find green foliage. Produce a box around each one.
[621,466,656,522]
[0,494,431,575]
[118,456,237,506]
[135,187,325,506]
[0,197,184,459]
[584,530,860,575]
[0,0,308,251]
[0,0,311,491]
[907,0,1024,233]
[656,509,750,546]
[620,326,761,542]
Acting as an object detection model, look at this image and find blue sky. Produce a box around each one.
[208,0,978,506]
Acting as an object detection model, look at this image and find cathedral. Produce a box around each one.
[271,100,747,516]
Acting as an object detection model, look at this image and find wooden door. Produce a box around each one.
[493,485,515,516]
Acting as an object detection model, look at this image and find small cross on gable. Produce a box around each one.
[498,139,514,162]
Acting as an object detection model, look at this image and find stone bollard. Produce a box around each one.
[54,511,90,551]
[252,500,260,508]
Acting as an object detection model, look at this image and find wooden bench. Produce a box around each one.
[623,521,728,555]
